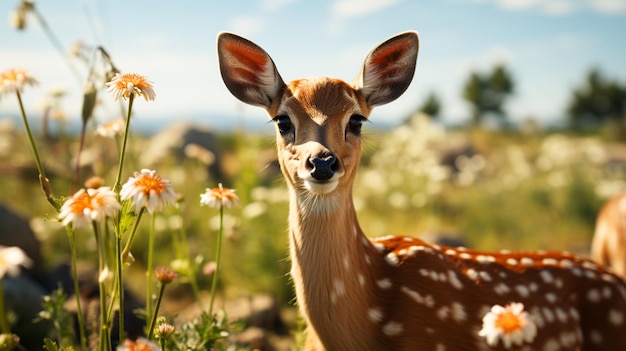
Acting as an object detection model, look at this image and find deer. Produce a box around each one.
[217,31,626,350]
[592,191,626,279]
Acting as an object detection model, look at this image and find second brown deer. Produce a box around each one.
[217,31,626,350]
[592,191,626,279]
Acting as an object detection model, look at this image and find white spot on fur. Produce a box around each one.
[569,307,580,321]
[451,302,467,322]
[401,286,435,307]
[543,338,560,351]
[583,261,598,270]
[448,270,463,289]
[459,252,472,260]
[515,284,530,297]
[545,292,557,304]
[385,253,399,265]
[382,321,403,336]
[506,258,518,266]
[476,255,496,263]
[542,258,558,265]
[609,309,624,326]
[373,242,385,252]
[436,305,450,320]
[494,282,511,295]
[584,270,597,279]
[368,307,383,322]
[543,307,555,323]
[465,268,478,280]
[555,308,568,323]
[587,288,601,303]
[520,257,534,265]
[377,278,392,289]
[589,330,603,345]
[478,271,492,282]
[602,286,612,299]
[540,270,554,284]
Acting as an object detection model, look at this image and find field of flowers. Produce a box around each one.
[1,80,626,350]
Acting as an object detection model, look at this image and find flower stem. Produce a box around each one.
[146,283,166,340]
[93,223,111,351]
[113,93,134,194]
[145,214,156,323]
[121,208,145,262]
[0,280,8,334]
[15,90,58,211]
[208,205,224,317]
[116,235,125,344]
[67,227,88,351]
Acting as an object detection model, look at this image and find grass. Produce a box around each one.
[1,111,625,349]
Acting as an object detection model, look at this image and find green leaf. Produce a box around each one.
[43,338,59,351]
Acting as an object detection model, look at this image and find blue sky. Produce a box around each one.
[1,0,625,129]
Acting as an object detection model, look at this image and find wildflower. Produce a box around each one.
[106,72,156,101]
[154,267,177,285]
[120,169,177,214]
[0,68,38,95]
[200,183,240,209]
[0,333,20,351]
[84,176,105,189]
[0,246,32,279]
[154,321,175,339]
[203,261,217,276]
[98,265,114,284]
[59,187,121,228]
[478,302,537,349]
[95,118,125,138]
[116,337,161,351]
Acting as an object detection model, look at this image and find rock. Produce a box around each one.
[142,123,223,181]
[0,204,42,272]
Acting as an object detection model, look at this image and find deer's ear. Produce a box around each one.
[354,31,419,107]
[217,32,286,109]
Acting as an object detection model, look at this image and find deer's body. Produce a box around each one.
[217,31,626,350]
[592,191,626,279]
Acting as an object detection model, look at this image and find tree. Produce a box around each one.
[418,92,442,118]
[462,64,515,126]
[566,68,626,135]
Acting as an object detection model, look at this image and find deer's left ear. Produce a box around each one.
[354,31,419,107]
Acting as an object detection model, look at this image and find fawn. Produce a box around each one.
[217,31,626,350]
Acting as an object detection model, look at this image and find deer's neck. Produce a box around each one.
[288,187,385,349]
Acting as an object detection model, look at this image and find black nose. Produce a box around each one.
[307,154,338,181]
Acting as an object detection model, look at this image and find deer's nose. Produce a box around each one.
[307,153,338,181]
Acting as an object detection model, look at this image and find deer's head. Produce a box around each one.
[217,32,419,199]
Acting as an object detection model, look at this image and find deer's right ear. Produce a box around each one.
[354,31,419,107]
[217,32,286,109]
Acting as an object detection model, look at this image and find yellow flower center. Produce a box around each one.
[115,73,150,90]
[136,174,167,194]
[70,192,94,213]
[494,310,523,333]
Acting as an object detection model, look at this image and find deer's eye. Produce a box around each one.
[272,115,294,135]
[347,115,367,137]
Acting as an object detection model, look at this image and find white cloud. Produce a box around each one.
[591,0,626,13]
[461,0,626,15]
[261,0,298,11]
[330,0,402,19]
[327,0,402,35]
[227,15,267,37]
